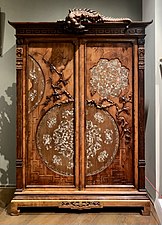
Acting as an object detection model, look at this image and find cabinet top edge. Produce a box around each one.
[8,20,153,29]
[8,20,153,37]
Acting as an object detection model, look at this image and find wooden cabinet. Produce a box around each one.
[9,11,152,215]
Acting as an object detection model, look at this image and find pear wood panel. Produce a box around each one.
[85,41,134,186]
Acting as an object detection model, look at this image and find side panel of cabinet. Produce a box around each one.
[25,40,79,189]
[83,39,138,188]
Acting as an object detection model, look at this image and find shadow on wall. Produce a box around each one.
[0,10,5,56]
[0,83,16,185]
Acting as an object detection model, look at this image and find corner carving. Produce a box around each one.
[16,47,23,70]
[138,38,145,70]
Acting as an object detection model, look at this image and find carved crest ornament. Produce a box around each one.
[65,8,132,32]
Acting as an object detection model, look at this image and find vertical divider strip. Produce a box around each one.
[79,40,86,190]
[74,40,80,189]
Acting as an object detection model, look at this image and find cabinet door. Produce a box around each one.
[84,40,138,189]
[26,41,79,189]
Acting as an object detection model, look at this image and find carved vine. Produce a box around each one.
[41,54,74,107]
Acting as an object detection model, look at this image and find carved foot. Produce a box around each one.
[7,202,20,216]
[141,203,150,216]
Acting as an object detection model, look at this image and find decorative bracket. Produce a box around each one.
[59,201,103,210]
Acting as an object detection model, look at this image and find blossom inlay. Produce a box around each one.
[52,155,62,166]
[42,134,52,150]
[98,150,109,162]
[29,89,37,102]
[104,129,113,144]
[90,58,129,97]
[53,117,74,159]
[86,120,102,169]
[94,112,105,123]
[47,117,57,128]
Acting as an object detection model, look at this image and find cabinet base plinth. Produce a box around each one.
[8,194,150,216]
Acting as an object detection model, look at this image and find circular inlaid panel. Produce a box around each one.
[36,102,74,176]
[86,104,119,176]
[36,102,119,177]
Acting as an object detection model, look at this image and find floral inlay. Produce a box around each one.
[90,58,129,97]
[62,110,74,119]
[86,120,114,169]
[104,129,113,144]
[42,134,52,150]
[86,104,119,176]
[86,120,102,169]
[94,112,105,123]
[47,117,57,128]
[53,117,74,159]
[29,69,37,83]
[67,162,74,170]
[52,155,62,166]
[29,89,37,102]
[98,150,109,162]
[36,103,74,176]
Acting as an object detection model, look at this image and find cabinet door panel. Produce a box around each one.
[26,42,77,187]
[85,41,134,186]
